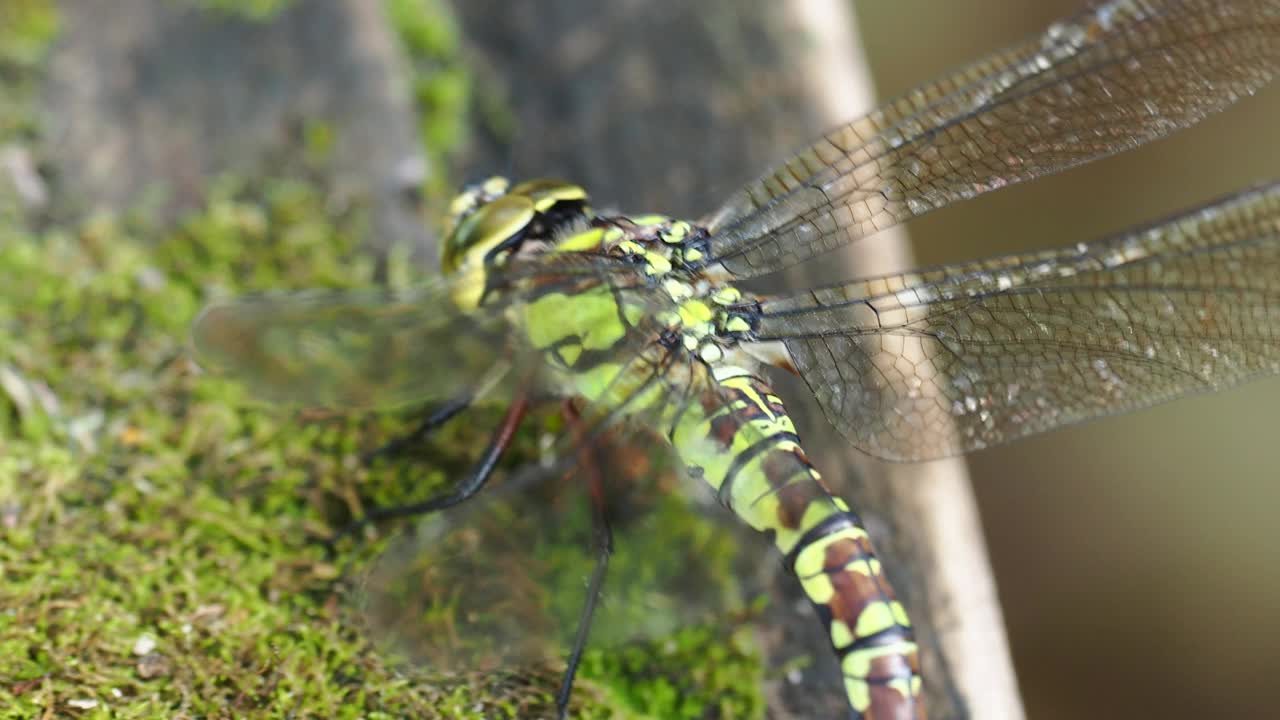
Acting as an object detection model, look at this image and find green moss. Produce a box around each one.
[384,0,480,194]
[179,0,297,22]
[576,624,766,719]
[0,0,57,66]
[0,0,57,145]
[0,170,766,717]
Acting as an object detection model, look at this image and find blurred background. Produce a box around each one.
[6,0,1278,718]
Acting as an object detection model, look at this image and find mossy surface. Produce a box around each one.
[178,0,297,22]
[0,2,768,718]
[0,0,57,146]
[0,173,765,718]
[385,0,472,186]
[387,0,520,196]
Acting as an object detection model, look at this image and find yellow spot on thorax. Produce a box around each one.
[553,227,606,253]
[712,287,741,305]
[645,252,672,276]
[677,299,713,327]
[628,213,668,226]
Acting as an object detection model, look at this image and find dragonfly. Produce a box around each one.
[193,1,1280,717]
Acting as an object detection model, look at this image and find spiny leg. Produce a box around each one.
[332,390,530,545]
[555,400,614,720]
[361,393,473,464]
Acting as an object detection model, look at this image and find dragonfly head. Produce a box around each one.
[442,177,589,308]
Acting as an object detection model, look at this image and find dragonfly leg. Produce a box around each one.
[330,391,529,544]
[361,393,473,464]
[555,400,614,720]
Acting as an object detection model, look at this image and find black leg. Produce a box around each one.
[331,392,529,545]
[361,394,473,465]
[555,402,614,720]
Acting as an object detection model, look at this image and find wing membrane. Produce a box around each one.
[191,258,654,411]
[192,281,518,410]
[705,0,1280,277]
[353,426,748,665]
[756,181,1280,461]
[349,341,763,680]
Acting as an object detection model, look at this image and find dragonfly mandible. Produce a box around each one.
[193,1,1280,717]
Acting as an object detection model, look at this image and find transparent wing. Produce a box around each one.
[192,281,515,410]
[704,0,1280,277]
[353,429,746,665]
[349,346,783,714]
[756,181,1280,461]
[190,258,646,411]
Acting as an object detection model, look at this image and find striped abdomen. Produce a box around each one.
[670,365,925,720]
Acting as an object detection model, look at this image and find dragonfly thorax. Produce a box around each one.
[441,176,788,409]
[515,208,770,411]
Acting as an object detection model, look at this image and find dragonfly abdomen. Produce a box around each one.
[671,365,924,719]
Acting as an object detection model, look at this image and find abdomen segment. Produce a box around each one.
[671,365,924,719]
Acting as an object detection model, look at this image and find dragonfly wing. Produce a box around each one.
[191,281,518,410]
[351,379,767,706]
[192,257,668,411]
[704,0,1280,277]
[755,181,1280,461]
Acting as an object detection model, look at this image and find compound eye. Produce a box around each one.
[443,176,516,254]
[441,193,535,273]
